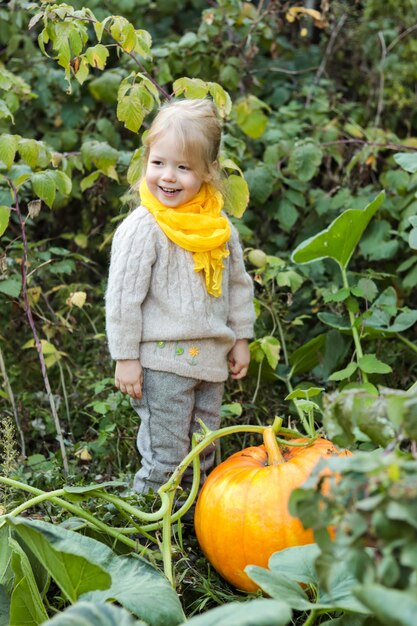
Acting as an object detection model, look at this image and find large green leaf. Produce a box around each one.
[31,171,56,209]
[17,139,41,169]
[266,544,320,585]
[42,601,147,626]
[7,518,111,604]
[0,134,19,168]
[287,141,323,182]
[0,585,10,626]
[0,277,21,298]
[289,334,326,376]
[247,545,369,614]
[358,354,392,374]
[6,518,185,626]
[9,538,49,626]
[117,82,153,133]
[183,599,292,626]
[291,191,385,270]
[0,205,11,237]
[394,152,417,173]
[245,568,313,611]
[354,584,417,626]
[81,141,119,176]
[223,174,249,218]
[0,525,12,589]
[84,553,184,626]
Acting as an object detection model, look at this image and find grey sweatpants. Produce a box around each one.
[131,368,224,493]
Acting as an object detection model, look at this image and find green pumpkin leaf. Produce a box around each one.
[358,354,392,374]
[6,518,111,604]
[41,601,147,626]
[0,585,10,626]
[245,567,313,610]
[7,517,184,626]
[0,525,13,590]
[9,538,49,626]
[267,544,320,585]
[291,191,385,270]
[354,584,417,626]
[249,545,369,614]
[63,481,126,495]
[184,598,292,626]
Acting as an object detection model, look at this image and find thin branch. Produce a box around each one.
[6,178,69,476]
[386,22,417,53]
[70,14,171,101]
[320,138,417,151]
[375,31,386,128]
[252,65,319,75]
[238,0,269,52]
[306,13,347,106]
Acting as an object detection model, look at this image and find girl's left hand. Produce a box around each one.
[228,339,250,380]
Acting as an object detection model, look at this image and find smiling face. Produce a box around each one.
[145,130,208,208]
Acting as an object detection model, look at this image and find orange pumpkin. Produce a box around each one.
[194,428,350,592]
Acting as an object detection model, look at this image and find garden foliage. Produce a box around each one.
[1,0,417,624]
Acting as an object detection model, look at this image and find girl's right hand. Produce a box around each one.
[114,359,143,399]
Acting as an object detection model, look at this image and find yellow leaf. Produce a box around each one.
[28,286,42,306]
[67,291,87,308]
[286,7,326,27]
[75,447,93,461]
[224,174,250,218]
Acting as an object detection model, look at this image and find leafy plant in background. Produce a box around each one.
[287,386,417,626]
[1,0,417,624]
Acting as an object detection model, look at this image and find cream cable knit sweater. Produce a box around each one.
[105,205,255,382]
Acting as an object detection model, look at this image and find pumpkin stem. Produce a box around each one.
[263,426,285,465]
[272,416,283,434]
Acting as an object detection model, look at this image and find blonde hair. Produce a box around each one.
[143,98,223,189]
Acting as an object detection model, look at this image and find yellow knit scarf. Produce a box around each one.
[139,179,231,297]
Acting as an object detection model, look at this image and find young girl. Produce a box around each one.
[105,98,255,493]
